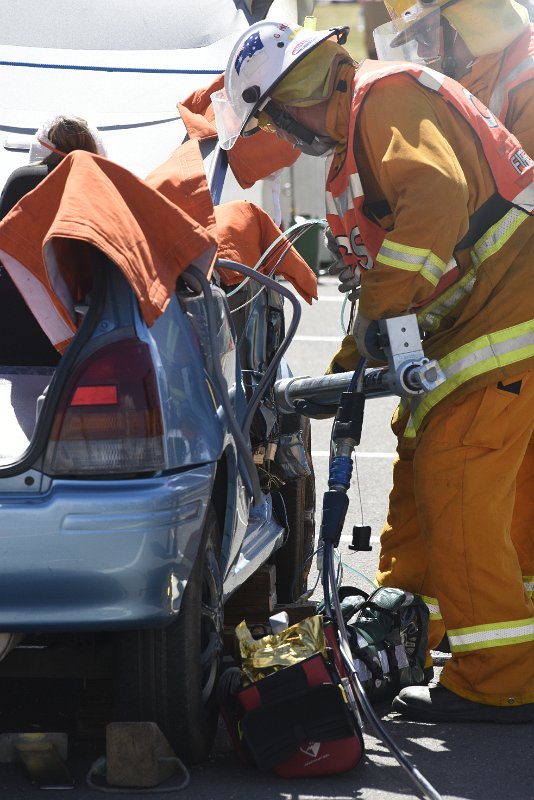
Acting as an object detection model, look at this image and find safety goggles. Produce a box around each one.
[257,109,278,134]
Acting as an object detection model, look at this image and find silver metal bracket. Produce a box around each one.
[378,315,446,396]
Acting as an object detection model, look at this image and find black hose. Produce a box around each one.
[323,543,443,800]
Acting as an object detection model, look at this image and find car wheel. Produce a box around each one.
[113,503,223,763]
[275,416,316,603]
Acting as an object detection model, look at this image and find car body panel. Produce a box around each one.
[0,466,216,630]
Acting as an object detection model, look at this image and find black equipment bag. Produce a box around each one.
[219,624,364,777]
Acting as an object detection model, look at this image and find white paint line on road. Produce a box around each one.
[338,534,381,543]
[312,451,395,458]
[309,296,345,301]
[293,335,345,342]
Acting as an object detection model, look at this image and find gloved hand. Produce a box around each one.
[352,312,383,361]
[324,334,360,375]
[324,226,360,302]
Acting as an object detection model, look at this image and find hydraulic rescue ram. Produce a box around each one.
[274,314,446,413]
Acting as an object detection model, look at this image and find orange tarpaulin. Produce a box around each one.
[177,73,300,189]
[214,200,318,304]
[146,151,318,304]
[0,150,217,352]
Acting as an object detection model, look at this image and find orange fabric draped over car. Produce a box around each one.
[213,200,318,304]
[0,150,217,352]
[146,148,318,304]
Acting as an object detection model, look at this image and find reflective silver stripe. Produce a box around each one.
[513,184,534,214]
[409,322,534,433]
[416,68,446,91]
[349,172,364,198]
[448,618,534,653]
[524,577,534,596]
[417,270,476,331]
[439,327,534,383]
[419,209,527,331]
[471,207,527,267]
[379,241,445,285]
[328,183,356,218]
[421,595,442,620]
[325,190,337,215]
[488,57,534,116]
[326,172,364,219]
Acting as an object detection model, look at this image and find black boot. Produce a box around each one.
[392,684,534,724]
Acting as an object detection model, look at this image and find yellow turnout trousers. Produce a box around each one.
[377,372,534,705]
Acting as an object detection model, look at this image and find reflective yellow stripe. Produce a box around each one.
[404,320,534,438]
[378,239,446,286]
[448,617,534,653]
[417,268,476,332]
[471,207,526,267]
[417,208,527,332]
[421,594,442,621]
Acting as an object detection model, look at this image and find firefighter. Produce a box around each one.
[373,0,534,149]
[366,0,534,711]
[213,20,534,722]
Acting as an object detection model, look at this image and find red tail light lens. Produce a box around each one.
[44,339,165,475]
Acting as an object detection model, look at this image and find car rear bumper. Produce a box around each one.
[0,465,216,631]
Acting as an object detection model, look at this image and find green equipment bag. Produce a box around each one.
[339,586,430,703]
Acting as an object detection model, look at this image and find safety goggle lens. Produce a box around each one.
[257,110,277,133]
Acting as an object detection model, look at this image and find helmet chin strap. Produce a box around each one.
[261,100,337,156]
[262,100,316,143]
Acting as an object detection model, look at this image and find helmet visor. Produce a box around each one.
[211,88,246,151]
[373,2,442,65]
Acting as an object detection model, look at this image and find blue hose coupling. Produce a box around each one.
[328,455,353,490]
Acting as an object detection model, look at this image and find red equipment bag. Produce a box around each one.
[219,623,364,778]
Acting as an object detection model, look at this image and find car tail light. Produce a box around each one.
[44,339,165,475]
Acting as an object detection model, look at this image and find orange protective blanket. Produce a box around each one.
[0,150,217,352]
[214,201,318,304]
[146,140,318,304]
[147,150,318,303]
[177,74,300,189]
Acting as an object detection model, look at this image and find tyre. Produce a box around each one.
[114,503,223,763]
[275,416,316,603]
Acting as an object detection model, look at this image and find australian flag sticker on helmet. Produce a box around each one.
[235,32,264,74]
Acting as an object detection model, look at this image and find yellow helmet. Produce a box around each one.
[443,0,529,56]
[380,0,528,57]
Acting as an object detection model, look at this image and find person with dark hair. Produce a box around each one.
[1,114,107,219]
[0,115,107,364]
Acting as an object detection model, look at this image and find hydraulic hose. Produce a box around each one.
[215,259,302,444]
[187,266,262,506]
[324,543,443,800]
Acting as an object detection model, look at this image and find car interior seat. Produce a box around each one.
[0,164,61,366]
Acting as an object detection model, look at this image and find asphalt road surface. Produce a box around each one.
[0,276,532,799]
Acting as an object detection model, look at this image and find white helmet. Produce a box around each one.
[211,20,349,150]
